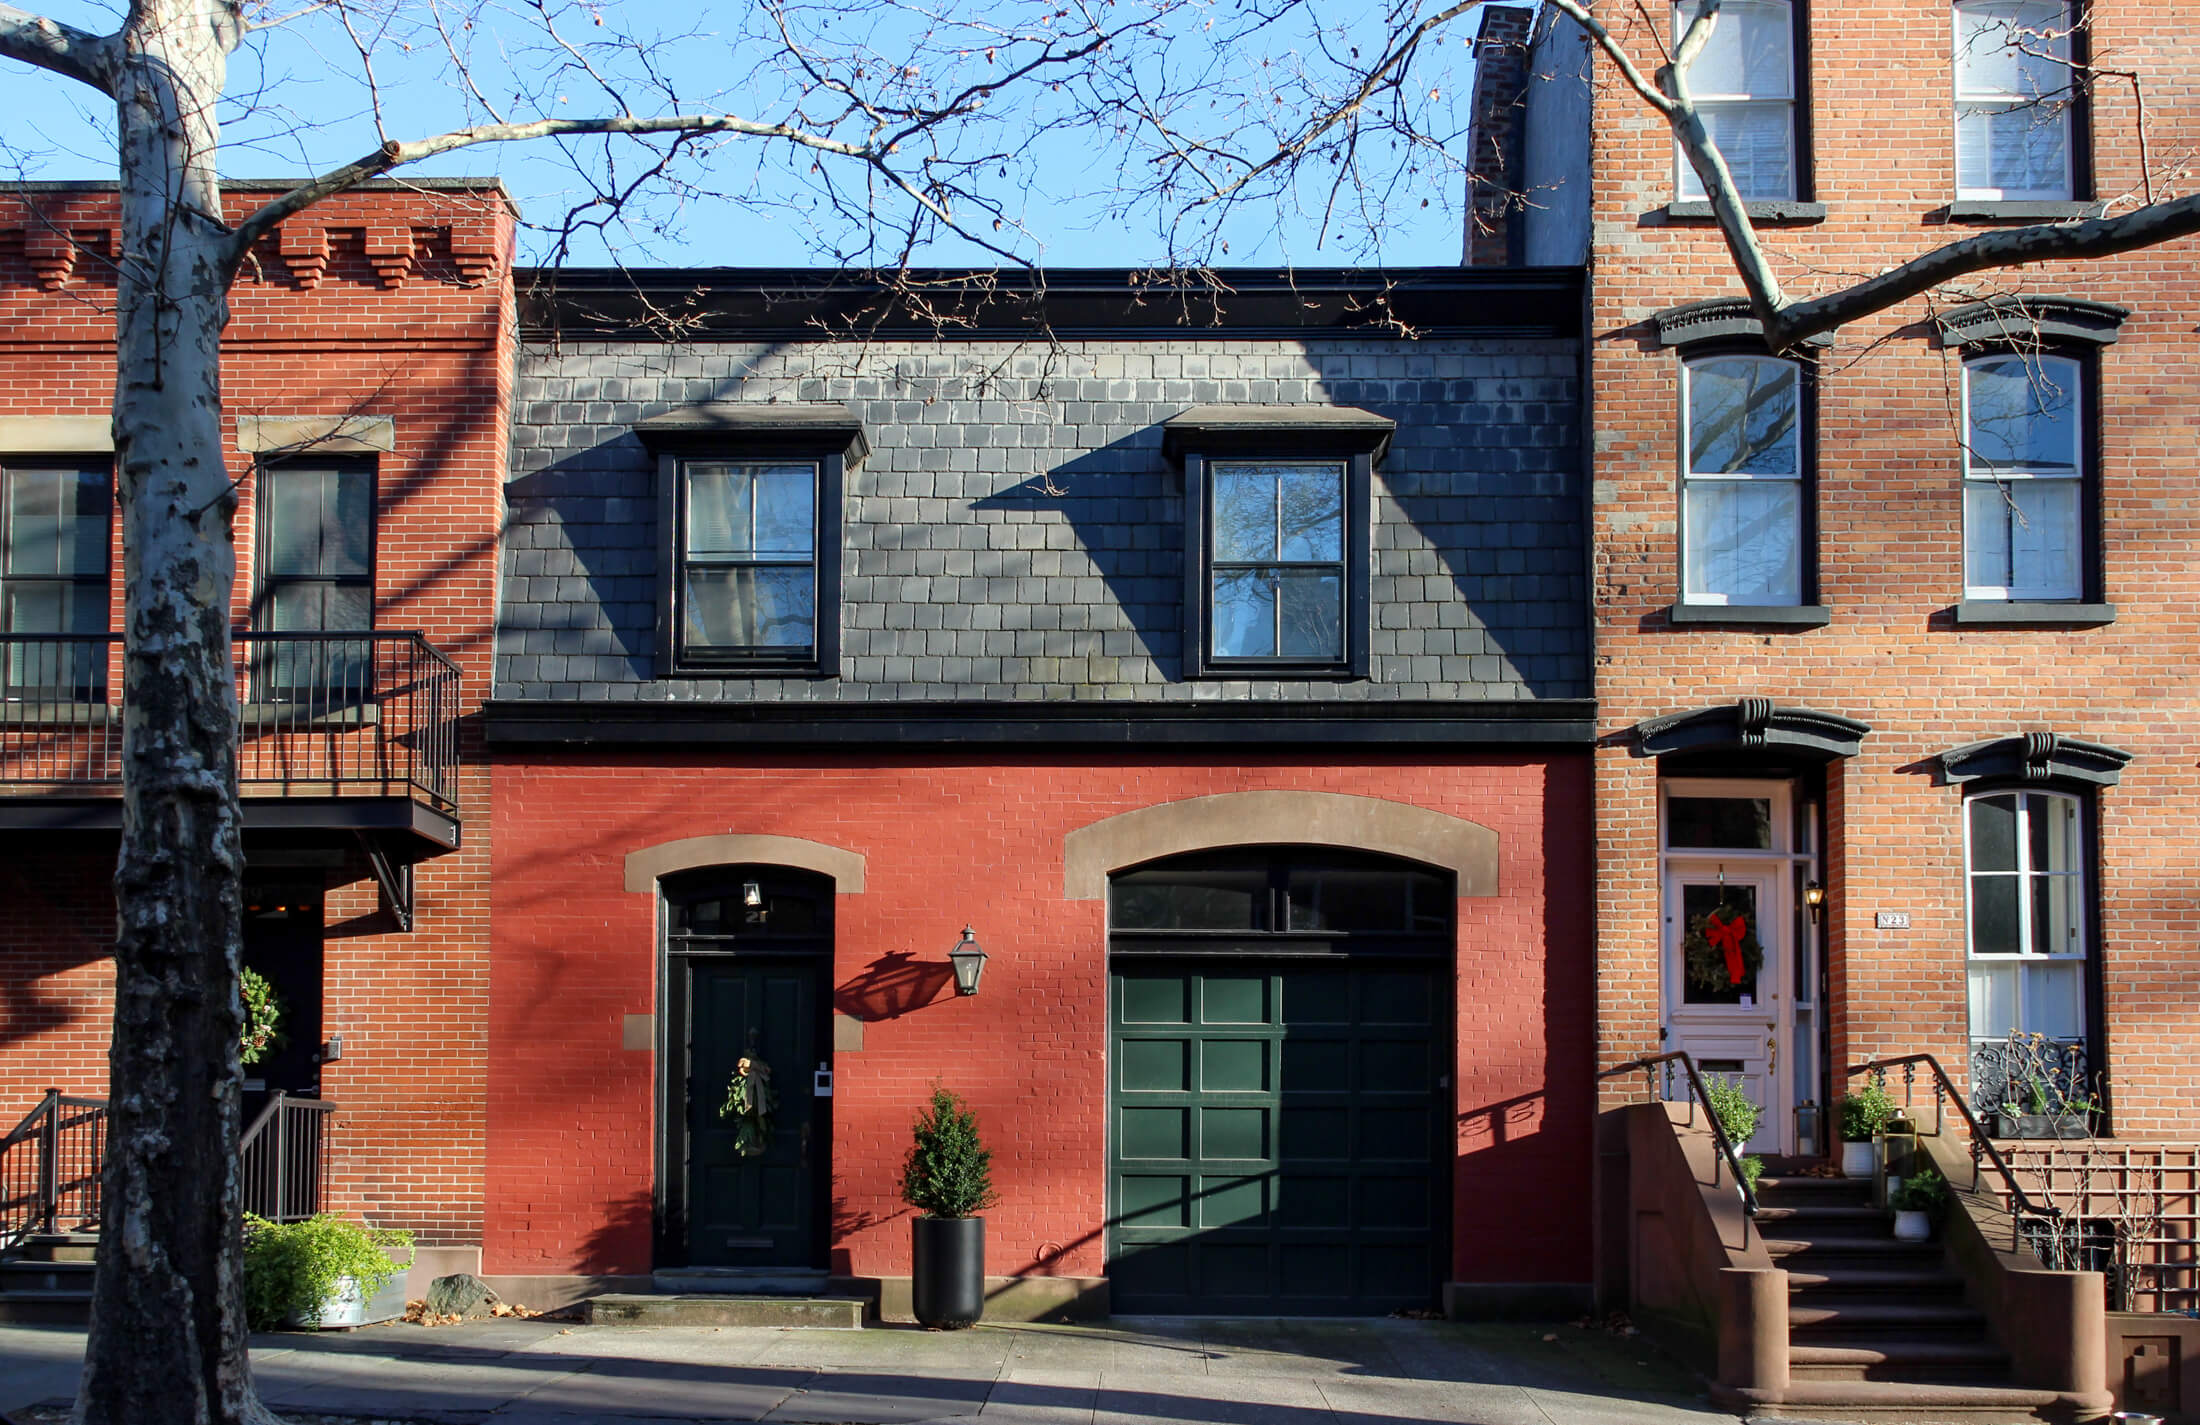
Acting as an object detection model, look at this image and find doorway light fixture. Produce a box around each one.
[949,926,989,997]
[743,881,763,908]
[1803,881,1825,924]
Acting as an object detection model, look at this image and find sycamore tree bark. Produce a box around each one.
[0,3,1136,1420]
[0,3,265,1422]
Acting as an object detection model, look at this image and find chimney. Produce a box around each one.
[1462,4,1537,266]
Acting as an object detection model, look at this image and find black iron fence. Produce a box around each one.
[239,1093,337,1224]
[0,1091,108,1247]
[0,631,458,810]
[2,1090,339,1250]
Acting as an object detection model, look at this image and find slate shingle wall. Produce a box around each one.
[501,336,1585,702]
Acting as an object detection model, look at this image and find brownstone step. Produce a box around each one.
[1755,1203,1890,1225]
[1788,1301,1990,1336]
[1715,1378,2103,1423]
[1790,1340,2014,1384]
[1785,1266,1964,1294]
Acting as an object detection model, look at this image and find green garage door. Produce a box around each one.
[1107,960,1447,1314]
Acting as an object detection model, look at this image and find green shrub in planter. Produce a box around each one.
[242,1214,414,1331]
[901,1086,998,1219]
[1701,1074,1765,1194]
[1839,1079,1897,1142]
[1890,1166,1949,1216]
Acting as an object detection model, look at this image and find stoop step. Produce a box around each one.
[651,1267,831,1296]
[583,1293,865,1329]
[1715,1378,2104,1424]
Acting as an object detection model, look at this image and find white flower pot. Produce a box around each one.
[1892,1209,1931,1243]
[1841,1140,1876,1178]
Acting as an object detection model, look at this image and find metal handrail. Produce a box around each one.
[1847,1053,2061,1230]
[0,1090,109,1247]
[239,1093,339,1223]
[1599,1050,1760,1236]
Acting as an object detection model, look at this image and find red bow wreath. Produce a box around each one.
[1702,910,1749,985]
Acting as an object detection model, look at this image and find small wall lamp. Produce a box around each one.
[949,926,989,997]
[1803,881,1826,924]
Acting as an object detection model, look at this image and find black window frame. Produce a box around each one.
[1950,0,2094,208]
[1956,341,2103,607]
[1670,339,1824,623]
[1669,0,1815,205]
[639,407,860,680]
[0,457,114,700]
[249,458,378,706]
[1166,410,1389,681]
[1108,845,1454,959]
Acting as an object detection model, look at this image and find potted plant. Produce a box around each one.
[242,1213,415,1330]
[1701,1075,1765,1195]
[1838,1079,1895,1178]
[1889,1165,1948,1242]
[900,1085,997,1329]
[1997,1076,2094,1140]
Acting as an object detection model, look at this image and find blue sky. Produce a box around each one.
[0,0,1497,270]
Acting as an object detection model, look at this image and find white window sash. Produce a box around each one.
[1964,790,2088,1043]
[1952,0,2076,200]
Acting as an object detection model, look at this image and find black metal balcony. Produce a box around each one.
[0,631,460,848]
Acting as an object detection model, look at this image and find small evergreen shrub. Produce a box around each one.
[900,1086,998,1219]
[242,1214,414,1330]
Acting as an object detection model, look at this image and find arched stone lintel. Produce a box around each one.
[623,834,867,894]
[1062,791,1498,901]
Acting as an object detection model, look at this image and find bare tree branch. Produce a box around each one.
[0,3,119,93]
[1773,195,2200,347]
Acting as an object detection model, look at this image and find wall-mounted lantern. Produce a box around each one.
[1803,881,1825,924]
[949,926,988,997]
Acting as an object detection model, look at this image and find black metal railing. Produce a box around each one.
[1847,1054,2061,1249]
[0,1090,108,1248]
[0,631,458,810]
[1600,1050,1760,1242]
[239,1093,338,1223]
[2,1089,338,1250]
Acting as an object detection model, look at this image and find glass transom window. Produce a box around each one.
[1672,0,1796,201]
[1208,462,1345,663]
[1966,790,2086,1044]
[680,461,818,661]
[1681,354,1803,606]
[1963,353,2082,601]
[1955,1,2076,201]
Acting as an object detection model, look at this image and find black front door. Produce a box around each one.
[681,958,822,1267]
[242,879,324,1098]
[659,865,835,1271]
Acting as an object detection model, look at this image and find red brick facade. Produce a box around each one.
[1551,3,2200,1136]
[0,183,513,1244]
[487,753,1597,1291]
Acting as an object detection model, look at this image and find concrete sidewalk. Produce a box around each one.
[0,1316,1744,1424]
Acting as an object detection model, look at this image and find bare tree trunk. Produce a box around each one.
[76,3,268,1423]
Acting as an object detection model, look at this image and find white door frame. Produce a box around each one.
[1659,777,1815,1157]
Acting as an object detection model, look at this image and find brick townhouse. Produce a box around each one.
[479,268,1602,1317]
[0,181,512,1286]
[1470,0,2200,1413]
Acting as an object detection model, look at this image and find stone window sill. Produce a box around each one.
[1663,201,1827,224]
[1952,600,2116,627]
[1946,200,2106,223]
[1666,603,1831,628]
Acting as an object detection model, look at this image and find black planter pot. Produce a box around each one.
[911,1215,985,1329]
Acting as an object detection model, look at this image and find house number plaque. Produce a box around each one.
[1875,911,1910,929]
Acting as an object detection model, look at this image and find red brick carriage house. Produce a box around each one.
[0,182,512,1307]
[483,268,1602,1318]
[1470,1,2200,1417]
